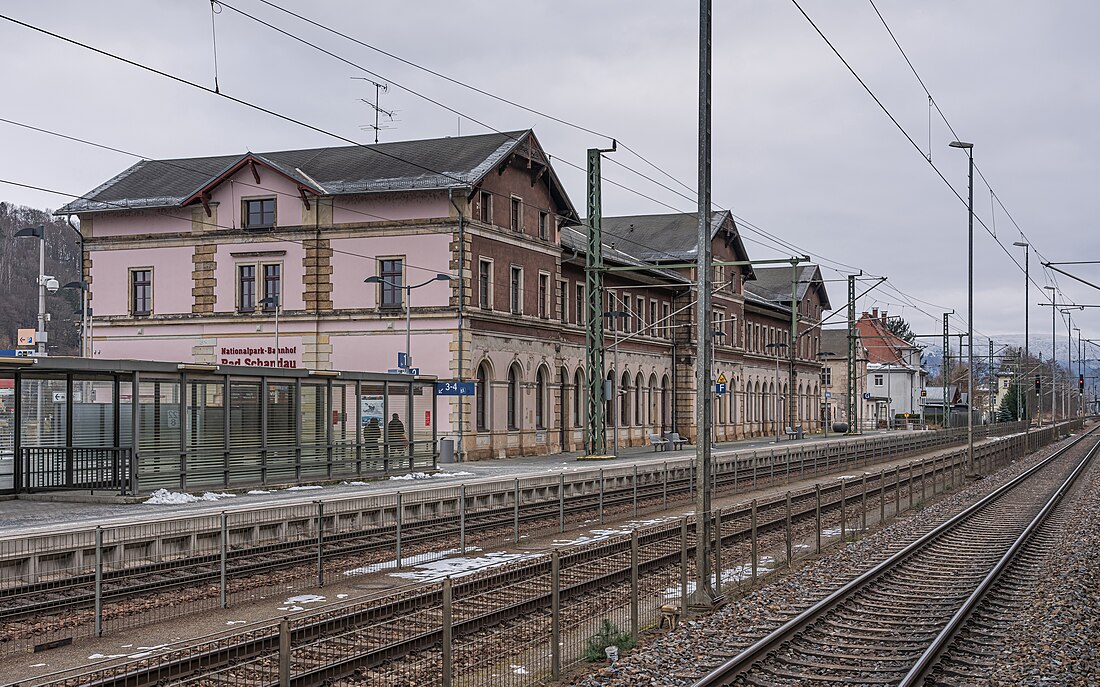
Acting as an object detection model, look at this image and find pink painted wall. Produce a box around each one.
[89,246,195,315]
[213,241,307,313]
[94,336,197,363]
[207,166,308,229]
[331,191,450,225]
[89,208,194,236]
[329,235,453,310]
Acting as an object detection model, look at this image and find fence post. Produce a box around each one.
[630,530,639,639]
[95,526,104,636]
[599,469,605,525]
[279,617,291,687]
[662,461,668,509]
[785,491,792,567]
[459,484,467,552]
[895,466,901,514]
[840,478,846,543]
[442,576,453,687]
[396,491,403,568]
[713,510,722,597]
[921,460,927,503]
[680,517,688,606]
[514,478,520,544]
[633,464,638,518]
[750,499,758,585]
[551,551,561,680]
[860,474,867,533]
[316,500,325,587]
[752,451,757,488]
[559,473,565,533]
[815,484,822,554]
[220,512,228,609]
[879,469,886,525]
[908,464,914,510]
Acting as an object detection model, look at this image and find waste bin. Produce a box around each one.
[440,438,455,464]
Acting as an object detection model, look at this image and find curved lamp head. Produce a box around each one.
[949,140,974,150]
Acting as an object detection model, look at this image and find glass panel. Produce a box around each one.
[360,382,385,468]
[266,381,297,484]
[184,377,224,489]
[229,380,262,484]
[300,383,328,478]
[385,381,410,458]
[72,377,117,448]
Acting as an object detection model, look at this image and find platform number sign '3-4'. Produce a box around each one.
[436,381,475,396]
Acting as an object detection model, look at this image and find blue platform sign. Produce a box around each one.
[397,352,409,369]
[715,382,727,395]
[407,368,420,376]
[437,381,475,396]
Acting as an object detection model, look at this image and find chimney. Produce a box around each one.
[881,310,888,323]
[871,307,878,318]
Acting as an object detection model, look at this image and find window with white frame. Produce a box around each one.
[636,296,645,333]
[478,258,493,310]
[575,283,585,326]
[510,197,522,232]
[874,374,884,386]
[558,279,568,323]
[662,302,670,337]
[479,190,492,224]
[649,301,657,336]
[538,211,549,240]
[538,272,550,318]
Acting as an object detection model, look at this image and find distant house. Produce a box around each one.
[921,385,966,427]
[855,309,928,425]
[819,328,875,431]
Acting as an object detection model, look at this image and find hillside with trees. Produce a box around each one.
[0,202,81,354]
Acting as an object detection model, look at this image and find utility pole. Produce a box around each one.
[584,145,615,456]
[788,259,799,433]
[989,339,995,422]
[943,313,951,429]
[690,0,720,610]
[847,274,857,432]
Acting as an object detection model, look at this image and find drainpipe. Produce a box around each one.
[449,189,467,462]
[66,215,89,357]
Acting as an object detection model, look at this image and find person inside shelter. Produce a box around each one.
[388,413,407,457]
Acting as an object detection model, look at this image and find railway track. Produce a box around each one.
[692,427,1098,687]
[23,435,1004,687]
[0,434,958,635]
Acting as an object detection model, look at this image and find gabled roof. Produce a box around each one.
[56,130,578,219]
[560,225,689,284]
[855,310,919,366]
[745,264,832,311]
[820,328,858,358]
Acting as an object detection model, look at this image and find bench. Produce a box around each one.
[649,434,671,452]
[784,426,805,440]
[663,432,687,450]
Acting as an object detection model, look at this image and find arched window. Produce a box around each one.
[649,373,658,425]
[573,368,584,427]
[605,370,615,425]
[507,364,521,430]
[535,367,547,429]
[620,372,631,426]
[475,362,490,431]
[634,373,644,427]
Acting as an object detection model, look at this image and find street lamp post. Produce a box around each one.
[766,342,788,443]
[15,226,59,356]
[365,272,453,374]
[1013,241,1029,431]
[1043,286,1057,426]
[62,280,90,357]
[712,328,726,442]
[949,140,975,473]
[259,295,281,366]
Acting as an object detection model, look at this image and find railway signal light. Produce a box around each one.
[1079,374,1085,392]
[1035,375,1041,392]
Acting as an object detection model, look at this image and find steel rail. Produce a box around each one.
[692,425,1097,687]
[897,430,1100,686]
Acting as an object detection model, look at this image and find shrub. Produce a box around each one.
[583,619,636,662]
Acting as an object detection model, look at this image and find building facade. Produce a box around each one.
[855,309,927,425]
[59,130,829,460]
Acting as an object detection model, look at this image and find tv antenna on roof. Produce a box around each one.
[351,77,397,143]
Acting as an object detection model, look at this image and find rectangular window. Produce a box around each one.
[379,258,403,309]
[538,273,550,318]
[575,283,585,326]
[131,269,152,315]
[874,374,884,386]
[637,296,645,333]
[538,211,549,240]
[244,198,276,229]
[479,190,492,224]
[649,301,657,336]
[822,367,832,386]
[621,293,631,333]
[662,303,671,338]
[478,259,492,310]
[262,264,281,311]
[510,266,523,315]
[510,197,522,232]
[558,279,568,323]
[238,264,256,312]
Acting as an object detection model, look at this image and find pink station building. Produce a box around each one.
[59,129,830,460]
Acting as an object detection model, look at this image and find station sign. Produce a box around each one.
[436,381,475,396]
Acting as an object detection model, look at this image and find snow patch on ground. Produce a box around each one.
[247,489,272,495]
[390,551,536,582]
[344,547,481,576]
[278,594,326,611]
[144,489,235,505]
[553,516,679,547]
[389,471,474,481]
[285,485,324,491]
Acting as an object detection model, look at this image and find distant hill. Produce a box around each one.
[0,202,81,353]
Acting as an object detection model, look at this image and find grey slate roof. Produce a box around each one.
[56,130,542,215]
[595,212,727,261]
[744,264,832,310]
[820,328,853,357]
[560,225,688,283]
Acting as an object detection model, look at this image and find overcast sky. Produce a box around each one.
[2,1,1098,350]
